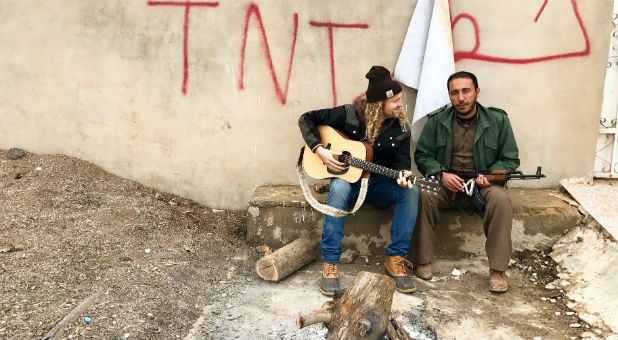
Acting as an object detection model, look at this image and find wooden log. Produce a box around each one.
[386,314,413,340]
[297,271,396,340]
[255,235,319,282]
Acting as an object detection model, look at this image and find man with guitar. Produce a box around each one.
[412,71,520,293]
[298,66,420,296]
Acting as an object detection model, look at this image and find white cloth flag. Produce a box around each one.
[395,0,455,126]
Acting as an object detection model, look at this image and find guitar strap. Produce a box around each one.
[296,146,369,217]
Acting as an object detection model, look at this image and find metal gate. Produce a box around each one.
[595,0,618,178]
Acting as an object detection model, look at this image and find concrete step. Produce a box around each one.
[247,185,581,258]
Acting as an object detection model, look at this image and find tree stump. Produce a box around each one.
[255,235,319,282]
[297,271,396,340]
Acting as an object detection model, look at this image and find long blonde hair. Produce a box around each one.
[364,99,409,144]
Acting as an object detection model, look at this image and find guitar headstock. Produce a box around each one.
[414,176,442,195]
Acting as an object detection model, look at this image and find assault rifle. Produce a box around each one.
[447,166,546,208]
[477,166,546,184]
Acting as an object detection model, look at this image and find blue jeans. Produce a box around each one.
[321,176,419,264]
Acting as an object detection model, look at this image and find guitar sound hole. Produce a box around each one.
[328,151,351,176]
[337,151,351,165]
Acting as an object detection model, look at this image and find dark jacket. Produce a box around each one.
[414,102,520,177]
[298,103,412,175]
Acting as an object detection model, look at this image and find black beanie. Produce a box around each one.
[365,66,402,103]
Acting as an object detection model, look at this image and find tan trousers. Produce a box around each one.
[410,185,513,271]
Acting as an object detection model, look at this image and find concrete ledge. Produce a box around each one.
[246,185,581,257]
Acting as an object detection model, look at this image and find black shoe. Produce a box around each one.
[385,255,417,294]
[319,277,341,296]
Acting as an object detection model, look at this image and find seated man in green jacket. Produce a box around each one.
[412,71,520,292]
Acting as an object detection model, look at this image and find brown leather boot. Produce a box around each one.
[385,256,416,293]
[489,269,508,293]
[415,262,433,280]
[320,262,340,296]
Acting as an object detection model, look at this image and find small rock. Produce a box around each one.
[339,249,358,264]
[550,298,556,303]
[212,209,224,213]
[566,311,576,316]
[541,297,548,301]
[7,148,25,160]
[451,268,462,277]
[35,167,42,171]
[232,249,251,262]
[0,243,13,253]
[569,323,581,328]
[555,312,561,316]
[545,283,556,290]
[226,311,242,321]
[145,249,151,254]
[364,256,369,265]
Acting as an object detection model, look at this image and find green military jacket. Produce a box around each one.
[414,102,520,177]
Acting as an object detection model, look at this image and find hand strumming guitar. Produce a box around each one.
[314,146,346,172]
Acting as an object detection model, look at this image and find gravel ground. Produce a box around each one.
[0,149,255,339]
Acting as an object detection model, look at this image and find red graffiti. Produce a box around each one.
[451,0,590,64]
[238,3,298,105]
[309,21,369,107]
[534,0,549,23]
[148,1,219,95]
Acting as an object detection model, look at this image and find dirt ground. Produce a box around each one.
[0,149,256,339]
[0,149,612,340]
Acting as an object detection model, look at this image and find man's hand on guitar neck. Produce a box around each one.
[397,170,414,189]
[315,146,346,172]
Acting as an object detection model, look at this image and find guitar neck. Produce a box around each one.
[349,158,401,180]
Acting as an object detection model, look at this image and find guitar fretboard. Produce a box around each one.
[349,158,402,180]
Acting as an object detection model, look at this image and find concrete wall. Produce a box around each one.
[0,0,613,209]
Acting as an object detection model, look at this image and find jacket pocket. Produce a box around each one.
[435,137,447,164]
[483,141,498,166]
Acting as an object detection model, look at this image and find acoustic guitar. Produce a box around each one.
[301,125,441,194]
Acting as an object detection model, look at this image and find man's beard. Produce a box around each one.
[455,100,477,116]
